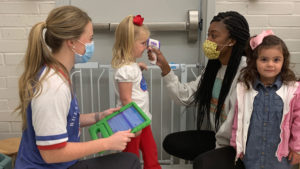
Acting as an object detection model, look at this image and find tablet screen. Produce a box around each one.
[107,106,145,133]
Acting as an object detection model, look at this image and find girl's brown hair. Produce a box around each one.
[239,35,296,89]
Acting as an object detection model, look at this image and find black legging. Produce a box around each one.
[163,130,245,169]
[68,152,141,169]
[163,130,216,161]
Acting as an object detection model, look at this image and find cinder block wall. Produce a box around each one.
[216,0,300,76]
[0,0,299,139]
[0,0,55,139]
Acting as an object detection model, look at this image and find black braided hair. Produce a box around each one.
[193,11,250,130]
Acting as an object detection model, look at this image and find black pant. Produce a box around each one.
[163,130,216,161]
[68,152,141,169]
[163,130,245,169]
[193,146,245,169]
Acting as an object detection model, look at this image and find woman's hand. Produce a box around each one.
[82,108,120,127]
[134,130,142,137]
[147,47,171,76]
[99,107,121,120]
[288,150,300,165]
[106,130,135,151]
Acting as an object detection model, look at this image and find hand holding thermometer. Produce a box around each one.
[147,38,160,65]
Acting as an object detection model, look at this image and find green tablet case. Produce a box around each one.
[89,102,151,140]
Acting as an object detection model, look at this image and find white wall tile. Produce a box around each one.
[0,2,39,14]
[4,53,24,65]
[248,2,293,15]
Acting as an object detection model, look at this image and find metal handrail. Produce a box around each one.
[93,10,199,42]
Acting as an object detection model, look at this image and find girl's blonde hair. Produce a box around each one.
[111,15,150,68]
[15,6,91,130]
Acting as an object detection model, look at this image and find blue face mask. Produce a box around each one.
[73,40,94,63]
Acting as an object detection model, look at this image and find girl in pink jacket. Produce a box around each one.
[230,30,300,169]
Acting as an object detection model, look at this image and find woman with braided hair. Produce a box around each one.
[148,11,250,169]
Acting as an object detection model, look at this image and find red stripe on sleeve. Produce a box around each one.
[37,142,67,150]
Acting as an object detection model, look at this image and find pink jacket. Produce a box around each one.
[230,81,300,161]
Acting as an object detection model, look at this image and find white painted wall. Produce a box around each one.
[216,0,300,75]
[0,0,300,141]
[0,0,56,139]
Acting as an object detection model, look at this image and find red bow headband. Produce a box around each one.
[133,15,144,26]
[250,30,274,50]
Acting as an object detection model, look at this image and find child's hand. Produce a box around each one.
[107,129,134,151]
[288,150,300,165]
[138,62,147,71]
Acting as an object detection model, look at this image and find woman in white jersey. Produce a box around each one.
[14,5,140,169]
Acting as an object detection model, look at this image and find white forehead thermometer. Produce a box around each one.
[147,38,160,65]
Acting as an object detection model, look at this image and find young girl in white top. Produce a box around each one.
[112,15,161,169]
[231,30,300,169]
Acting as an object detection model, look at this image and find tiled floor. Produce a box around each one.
[161,164,192,169]
[160,164,299,169]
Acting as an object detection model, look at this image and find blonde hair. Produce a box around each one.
[15,6,91,130]
[111,15,150,68]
